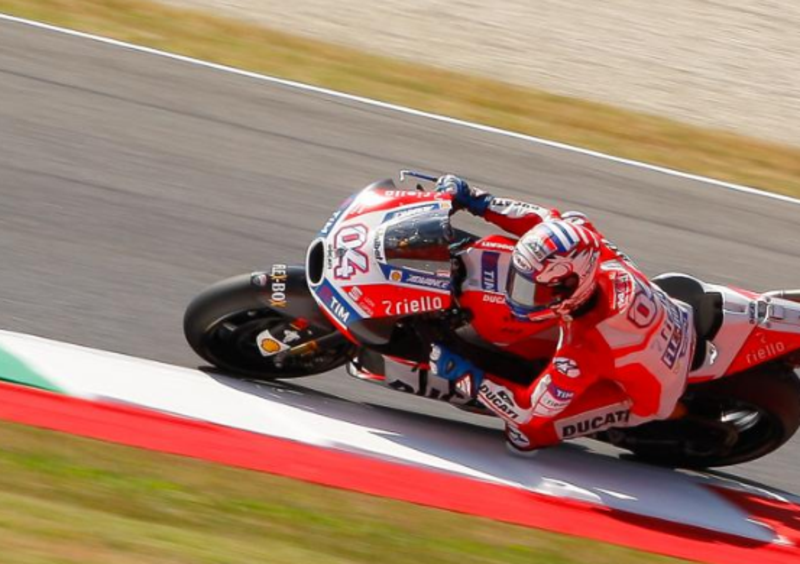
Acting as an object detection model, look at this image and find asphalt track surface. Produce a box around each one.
[1,18,799,494]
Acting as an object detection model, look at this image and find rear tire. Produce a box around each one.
[625,366,800,468]
[184,274,353,379]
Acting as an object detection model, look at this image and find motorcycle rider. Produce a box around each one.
[430,175,696,454]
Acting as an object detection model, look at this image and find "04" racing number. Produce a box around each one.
[333,225,369,279]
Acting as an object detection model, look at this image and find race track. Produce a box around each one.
[0,15,799,494]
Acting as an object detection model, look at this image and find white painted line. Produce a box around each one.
[1,11,799,209]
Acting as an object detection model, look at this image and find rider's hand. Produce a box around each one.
[429,342,484,397]
[435,174,492,216]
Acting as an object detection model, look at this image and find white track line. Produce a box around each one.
[2,12,799,207]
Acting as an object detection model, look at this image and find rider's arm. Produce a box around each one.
[482,198,560,236]
[436,175,560,236]
[526,324,608,425]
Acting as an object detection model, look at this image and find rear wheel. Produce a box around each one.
[184,274,354,379]
[616,366,800,468]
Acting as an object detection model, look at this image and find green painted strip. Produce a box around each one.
[0,345,64,393]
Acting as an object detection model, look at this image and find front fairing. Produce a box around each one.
[306,180,455,344]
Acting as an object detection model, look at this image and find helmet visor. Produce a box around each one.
[505,269,560,315]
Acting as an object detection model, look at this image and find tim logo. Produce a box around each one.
[481,251,500,292]
[333,225,369,279]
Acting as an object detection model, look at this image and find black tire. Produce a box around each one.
[184,274,353,379]
[628,366,800,468]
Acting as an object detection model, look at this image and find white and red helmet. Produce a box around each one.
[506,219,601,319]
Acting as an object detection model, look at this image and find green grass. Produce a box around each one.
[0,420,691,564]
[1,0,800,197]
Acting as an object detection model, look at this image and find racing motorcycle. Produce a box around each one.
[184,172,800,468]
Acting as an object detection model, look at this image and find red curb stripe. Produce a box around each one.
[0,381,796,564]
[709,485,800,550]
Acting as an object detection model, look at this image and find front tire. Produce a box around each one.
[184,274,354,379]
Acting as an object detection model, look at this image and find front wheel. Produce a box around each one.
[184,273,355,379]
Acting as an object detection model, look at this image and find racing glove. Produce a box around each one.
[435,175,493,217]
[429,342,484,398]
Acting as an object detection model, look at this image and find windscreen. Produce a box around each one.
[383,209,453,275]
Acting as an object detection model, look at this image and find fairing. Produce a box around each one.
[687,285,800,381]
[306,180,454,345]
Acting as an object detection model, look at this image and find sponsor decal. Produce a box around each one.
[549,383,574,401]
[373,226,386,262]
[333,224,369,279]
[345,285,376,316]
[384,190,443,198]
[745,337,786,366]
[260,338,281,354]
[556,406,631,439]
[649,287,692,370]
[383,203,441,222]
[488,198,514,210]
[382,295,444,315]
[613,272,632,310]
[505,425,532,449]
[553,357,580,378]
[489,199,548,220]
[250,272,268,288]
[317,282,359,325]
[477,240,515,252]
[320,209,343,236]
[381,265,450,291]
[478,381,529,423]
[512,252,534,273]
[482,294,506,304]
[326,243,335,270]
[269,264,288,308]
[529,240,552,263]
[282,329,301,344]
[329,295,351,323]
[256,328,289,357]
[405,273,450,290]
[455,374,473,398]
[531,375,574,417]
[481,251,500,292]
[661,307,689,370]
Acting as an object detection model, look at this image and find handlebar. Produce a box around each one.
[399,170,439,184]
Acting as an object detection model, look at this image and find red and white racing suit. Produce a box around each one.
[474,198,696,451]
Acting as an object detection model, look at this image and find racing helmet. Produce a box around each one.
[505,219,601,319]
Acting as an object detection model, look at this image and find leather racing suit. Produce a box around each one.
[447,189,697,452]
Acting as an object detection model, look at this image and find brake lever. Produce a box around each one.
[400,170,439,184]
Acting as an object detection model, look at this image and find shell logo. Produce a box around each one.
[260,338,282,354]
[390,270,403,282]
